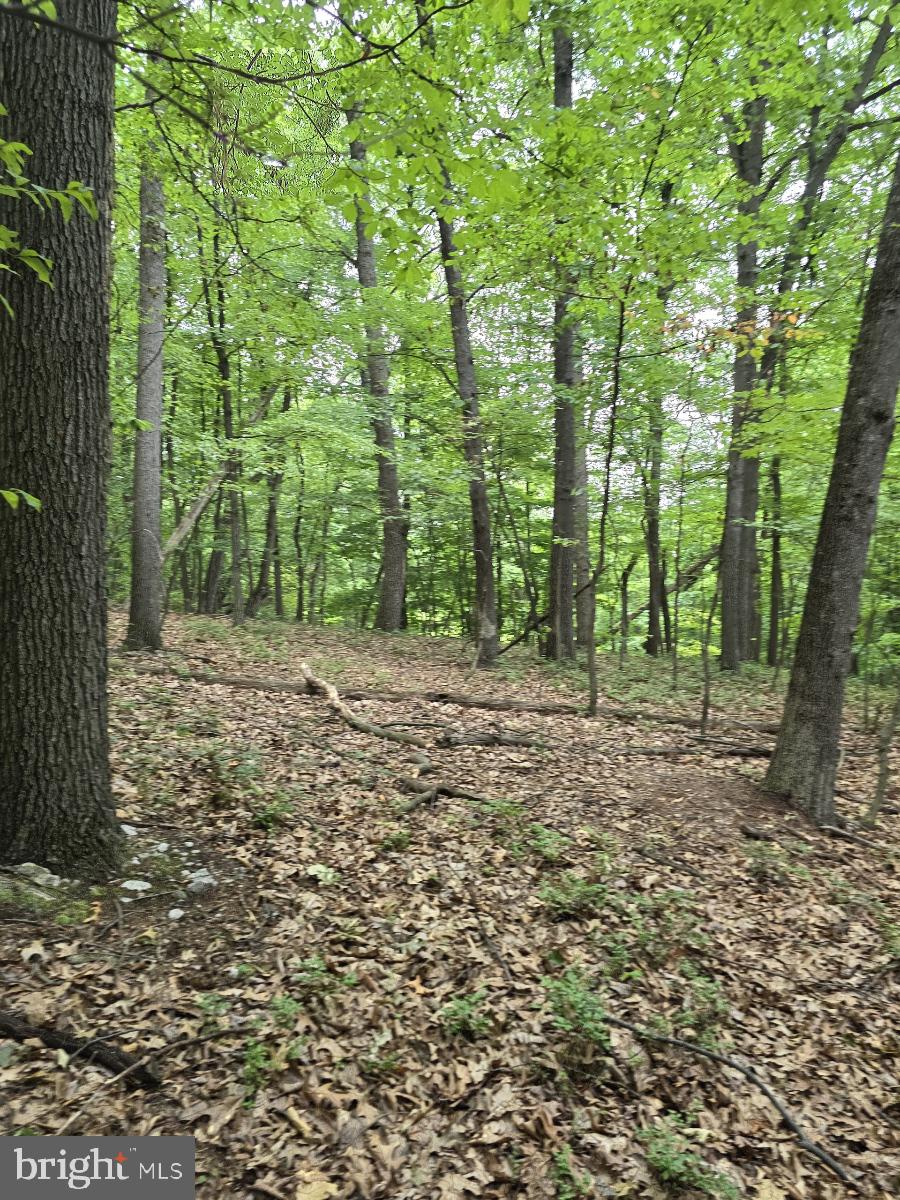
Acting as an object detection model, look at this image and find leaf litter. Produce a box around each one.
[0,612,898,1200]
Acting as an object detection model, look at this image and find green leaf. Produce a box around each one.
[18,248,53,285]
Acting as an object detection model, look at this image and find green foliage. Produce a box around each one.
[289,955,356,998]
[241,1039,272,1101]
[675,961,731,1047]
[437,989,491,1039]
[379,827,411,853]
[0,102,97,317]
[520,823,570,863]
[270,994,302,1028]
[638,1112,739,1199]
[540,872,608,920]
[252,795,294,832]
[550,1144,592,1200]
[543,969,610,1053]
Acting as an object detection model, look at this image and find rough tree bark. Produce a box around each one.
[349,130,407,632]
[765,148,900,824]
[126,151,166,650]
[545,24,577,661]
[0,0,122,879]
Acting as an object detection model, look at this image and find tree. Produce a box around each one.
[545,22,578,661]
[126,133,166,651]
[719,95,765,672]
[349,129,408,632]
[0,0,122,880]
[436,188,500,665]
[765,147,900,825]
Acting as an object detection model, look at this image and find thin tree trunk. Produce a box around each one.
[720,97,766,671]
[126,147,165,651]
[863,678,900,828]
[348,128,408,632]
[202,488,225,614]
[246,475,281,618]
[546,24,578,661]
[574,429,592,647]
[765,148,900,824]
[0,0,122,879]
[766,455,783,668]
[436,185,499,665]
[619,555,638,666]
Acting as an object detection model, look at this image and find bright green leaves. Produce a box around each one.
[0,104,99,315]
[0,488,41,511]
[487,0,530,30]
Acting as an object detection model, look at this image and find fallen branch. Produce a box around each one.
[437,728,540,748]
[634,844,704,879]
[605,1013,861,1191]
[124,663,780,738]
[296,662,430,748]
[0,1010,161,1090]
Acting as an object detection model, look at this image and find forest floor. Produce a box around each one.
[1,613,899,1200]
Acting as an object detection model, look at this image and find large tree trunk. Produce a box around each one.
[348,132,407,632]
[720,97,765,671]
[126,157,166,650]
[545,25,577,661]
[436,194,499,665]
[0,0,122,880]
[765,148,900,824]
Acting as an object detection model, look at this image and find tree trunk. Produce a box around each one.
[126,156,165,650]
[202,489,225,614]
[573,430,592,648]
[348,131,408,632]
[765,148,900,823]
[766,456,783,668]
[546,25,577,661]
[720,97,765,671]
[246,474,281,618]
[0,0,122,880]
[643,400,665,656]
[436,189,499,665]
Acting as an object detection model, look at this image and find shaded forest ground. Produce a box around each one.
[1,613,898,1200]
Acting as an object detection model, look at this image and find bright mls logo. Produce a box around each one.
[0,1138,194,1197]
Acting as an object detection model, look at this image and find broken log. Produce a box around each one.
[0,1010,161,1089]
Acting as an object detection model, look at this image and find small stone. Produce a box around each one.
[186,872,217,895]
[155,843,170,854]
[121,824,138,838]
[167,908,185,921]
[14,863,61,889]
[120,879,152,892]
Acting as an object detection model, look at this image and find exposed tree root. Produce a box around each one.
[606,1013,862,1192]
[0,1010,161,1089]
[396,774,492,813]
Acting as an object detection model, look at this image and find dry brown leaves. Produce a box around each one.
[0,612,898,1200]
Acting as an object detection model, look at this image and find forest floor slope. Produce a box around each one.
[0,614,898,1200]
